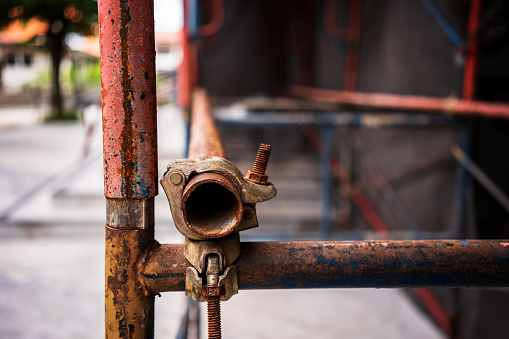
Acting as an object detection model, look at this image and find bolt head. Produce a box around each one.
[245,170,268,185]
[170,172,183,185]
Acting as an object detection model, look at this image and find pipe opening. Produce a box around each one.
[182,173,243,238]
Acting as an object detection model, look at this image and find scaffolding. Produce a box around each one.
[99,0,509,338]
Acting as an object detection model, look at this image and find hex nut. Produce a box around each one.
[246,170,268,184]
[202,284,226,297]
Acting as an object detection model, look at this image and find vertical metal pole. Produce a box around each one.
[457,126,470,236]
[98,0,158,338]
[320,123,333,237]
[462,0,481,101]
[344,0,362,91]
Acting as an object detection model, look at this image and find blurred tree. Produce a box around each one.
[0,0,98,119]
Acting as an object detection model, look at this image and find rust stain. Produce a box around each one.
[138,240,509,293]
[189,89,226,159]
[106,227,154,338]
[119,0,136,198]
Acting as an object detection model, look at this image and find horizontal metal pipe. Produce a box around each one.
[289,85,509,120]
[216,111,454,127]
[189,89,226,159]
[139,240,509,293]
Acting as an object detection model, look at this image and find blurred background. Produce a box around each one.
[1,0,509,338]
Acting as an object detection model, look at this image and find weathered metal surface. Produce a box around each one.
[189,89,226,159]
[106,226,155,339]
[182,172,243,238]
[99,0,158,198]
[138,240,509,293]
[184,235,240,303]
[99,0,158,337]
[160,157,276,240]
[106,198,154,230]
[185,264,237,302]
[245,144,271,185]
[289,85,509,120]
[185,233,241,273]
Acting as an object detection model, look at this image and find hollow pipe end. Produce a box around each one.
[182,172,243,239]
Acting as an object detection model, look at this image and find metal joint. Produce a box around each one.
[105,197,154,230]
[186,265,238,302]
[183,234,241,302]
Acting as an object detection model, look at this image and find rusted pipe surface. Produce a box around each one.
[182,172,243,238]
[100,0,158,199]
[289,85,509,120]
[189,89,226,159]
[99,0,157,337]
[106,226,155,338]
[139,240,509,294]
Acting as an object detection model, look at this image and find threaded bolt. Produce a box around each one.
[252,144,271,174]
[207,295,221,339]
[203,255,223,339]
[246,144,272,184]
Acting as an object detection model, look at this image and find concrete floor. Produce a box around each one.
[0,104,443,338]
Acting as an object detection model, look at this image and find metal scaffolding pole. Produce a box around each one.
[138,239,509,294]
[189,89,226,159]
[289,85,509,119]
[99,0,158,337]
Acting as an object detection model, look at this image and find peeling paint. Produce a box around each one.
[100,0,158,199]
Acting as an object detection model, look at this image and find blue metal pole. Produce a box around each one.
[456,124,469,236]
[320,124,333,238]
[419,0,464,47]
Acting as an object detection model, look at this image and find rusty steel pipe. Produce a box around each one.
[99,0,158,337]
[189,89,226,159]
[138,240,509,294]
[289,85,509,120]
[180,89,244,238]
[182,172,243,238]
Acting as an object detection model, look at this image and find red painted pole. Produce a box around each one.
[200,0,224,37]
[178,0,191,107]
[100,0,158,198]
[323,0,347,39]
[344,0,362,91]
[462,0,482,101]
[289,85,509,119]
[99,0,158,337]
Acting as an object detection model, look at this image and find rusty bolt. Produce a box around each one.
[202,284,226,298]
[204,255,223,339]
[246,144,271,184]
